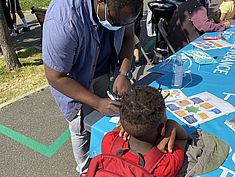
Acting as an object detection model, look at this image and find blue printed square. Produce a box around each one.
[211,108,222,114]
[183,115,198,124]
[167,104,179,111]
[190,97,204,104]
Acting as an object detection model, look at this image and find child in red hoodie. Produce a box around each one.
[102,86,188,177]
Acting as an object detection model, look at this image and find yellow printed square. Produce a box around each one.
[177,100,191,107]
[200,102,213,109]
[198,112,209,119]
[175,110,187,117]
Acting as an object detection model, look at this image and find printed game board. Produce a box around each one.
[191,40,232,50]
[161,89,187,102]
[166,92,235,126]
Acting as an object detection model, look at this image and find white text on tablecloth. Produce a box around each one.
[219,166,235,177]
[213,49,235,75]
[223,92,235,101]
[223,31,234,40]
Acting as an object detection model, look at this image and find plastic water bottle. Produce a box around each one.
[172,54,184,89]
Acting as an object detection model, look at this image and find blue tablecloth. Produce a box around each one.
[89,26,235,176]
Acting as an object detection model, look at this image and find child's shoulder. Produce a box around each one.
[101,129,123,154]
[144,145,185,176]
[102,129,120,143]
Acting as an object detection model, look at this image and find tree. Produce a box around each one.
[0,2,21,71]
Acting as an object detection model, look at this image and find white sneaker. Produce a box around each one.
[10,31,17,37]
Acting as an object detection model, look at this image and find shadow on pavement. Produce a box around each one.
[11,21,42,52]
[17,47,41,58]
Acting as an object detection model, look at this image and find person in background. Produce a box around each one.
[1,0,17,36]
[8,0,30,33]
[101,86,188,176]
[42,0,143,174]
[167,0,231,51]
[190,0,231,33]
[219,0,235,21]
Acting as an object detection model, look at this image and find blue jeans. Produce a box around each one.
[68,74,110,174]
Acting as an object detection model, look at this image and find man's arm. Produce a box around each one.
[112,25,135,96]
[42,18,120,116]
[44,65,120,116]
[118,25,135,75]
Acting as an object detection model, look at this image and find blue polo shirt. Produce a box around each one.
[42,0,125,120]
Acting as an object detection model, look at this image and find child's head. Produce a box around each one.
[198,0,210,8]
[120,85,167,141]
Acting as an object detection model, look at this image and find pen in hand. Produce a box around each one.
[107,90,121,101]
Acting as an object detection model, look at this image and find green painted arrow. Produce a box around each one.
[0,37,156,158]
[0,124,70,158]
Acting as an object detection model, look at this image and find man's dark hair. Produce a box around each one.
[107,0,142,18]
[120,85,167,141]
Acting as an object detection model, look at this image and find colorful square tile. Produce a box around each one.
[211,108,222,114]
[167,104,179,111]
[177,100,191,107]
[200,102,213,109]
[183,115,198,124]
[198,112,209,119]
[175,110,187,117]
[190,97,204,104]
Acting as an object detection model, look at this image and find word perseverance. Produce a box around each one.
[213,48,235,75]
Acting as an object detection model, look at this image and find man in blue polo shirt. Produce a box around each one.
[42,0,142,174]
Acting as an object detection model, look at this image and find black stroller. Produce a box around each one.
[147,0,184,63]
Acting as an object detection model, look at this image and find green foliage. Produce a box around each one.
[0,48,47,104]
[20,0,51,11]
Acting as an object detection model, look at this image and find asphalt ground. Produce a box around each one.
[1,11,78,177]
[0,0,228,176]
[0,7,155,177]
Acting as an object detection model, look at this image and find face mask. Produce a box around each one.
[97,4,122,31]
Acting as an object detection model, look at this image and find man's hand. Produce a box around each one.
[97,98,121,116]
[223,21,231,28]
[113,75,131,96]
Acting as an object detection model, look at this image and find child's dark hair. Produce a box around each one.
[120,85,167,141]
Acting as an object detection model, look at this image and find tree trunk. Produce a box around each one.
[0,2,21,71]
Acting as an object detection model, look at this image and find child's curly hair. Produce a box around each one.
[120,85,167,140]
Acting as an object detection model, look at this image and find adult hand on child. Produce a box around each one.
[97,98,121,116]
[116,121,130,141]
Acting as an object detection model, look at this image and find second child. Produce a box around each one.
[219,0,235,21]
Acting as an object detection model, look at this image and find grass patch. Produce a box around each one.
[20,0,51,11]
[0,48,47,104]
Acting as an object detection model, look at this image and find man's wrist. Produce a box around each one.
[118,70,132,80]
